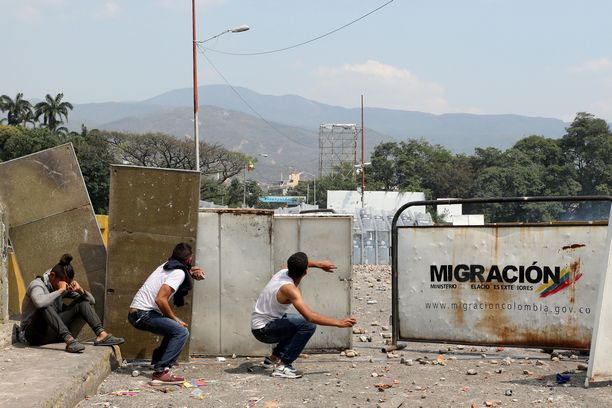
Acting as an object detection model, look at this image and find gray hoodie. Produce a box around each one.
[20,270,95,334]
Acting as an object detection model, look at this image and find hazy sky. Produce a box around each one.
[2,0,612,121]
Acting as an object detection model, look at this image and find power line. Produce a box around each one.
[197,45,318,150]
[201,0,395,56]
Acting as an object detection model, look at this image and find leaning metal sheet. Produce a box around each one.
[273,215,353,350]
[105,165,199,360]
[397,225,608,348]
[191,209,273,356]
[0,144,106,319]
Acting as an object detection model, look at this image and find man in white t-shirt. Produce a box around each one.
[128,242,204,385]
[251,252,356,379]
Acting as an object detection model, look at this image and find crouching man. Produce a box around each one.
[251,252,356,378]
[128,243,204,385]
[20,254,125,353]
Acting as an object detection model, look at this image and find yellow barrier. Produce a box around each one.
[96,214,108,247]
[8,249,25,318]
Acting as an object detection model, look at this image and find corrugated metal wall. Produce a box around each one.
[273,215,353,351]
[191,212,352,356]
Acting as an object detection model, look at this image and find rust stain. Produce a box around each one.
[476,279,511,342]
[568,258,581,305]
[562,243,586,251]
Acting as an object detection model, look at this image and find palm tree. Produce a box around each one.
[0,93,34,126]
[34,93,74,133]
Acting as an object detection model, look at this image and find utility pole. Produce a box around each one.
[242,164,247,207]
[192,0,200,172]
[361,95,365,208]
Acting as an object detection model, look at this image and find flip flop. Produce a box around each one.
[94,333,125,346]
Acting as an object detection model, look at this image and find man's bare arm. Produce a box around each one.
[307,260,336,272]
[155,284,187,327]
[281,285,355,327]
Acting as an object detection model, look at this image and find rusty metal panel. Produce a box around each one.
[191,209,273,356]
[586,212,612,385]
[273,215,353,350]
[0,144,106,319]
[397,225,608,348]
[105,165,199,360]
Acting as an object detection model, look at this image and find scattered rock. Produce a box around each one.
[371,372,379,378]
[505,389,513,396]
[131,370,140,377]
[367,300,378,305]
[467,369,477,375]
[523,370,532,375]
[371,321,380,327]
[353,327,367,334]
[536,360,546,366]
[359,335,368,342]
[577,363,588,371]
[345,349,358,358]
[400,358,413,366]
[551,357,560,362]
[381,332,392,339]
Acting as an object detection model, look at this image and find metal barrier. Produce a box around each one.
[391,196,612,347]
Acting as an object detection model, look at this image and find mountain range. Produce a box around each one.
[66,85,570,182]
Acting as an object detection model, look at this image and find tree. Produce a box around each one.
[560,113,612,196]
[69,129,114,214]
[34,93,74,133]
[0,127,60,161]
[0,93,34,126]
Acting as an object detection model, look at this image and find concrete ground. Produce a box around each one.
[0,342,119,408]
[76,265,612,408]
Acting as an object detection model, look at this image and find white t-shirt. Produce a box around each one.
[251,269,294,329]
[130,263,185,314]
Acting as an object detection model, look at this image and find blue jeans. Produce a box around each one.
[251,314,316,365]
[128,309,189,373]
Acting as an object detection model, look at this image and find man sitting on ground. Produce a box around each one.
[128,242,204,385]
[251,251,356,378]
[20,254,125,353]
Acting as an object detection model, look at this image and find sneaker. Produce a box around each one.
[65,339,85,353]
[262,356,276,369]
[271,364,302,379]
[150,368,185,385]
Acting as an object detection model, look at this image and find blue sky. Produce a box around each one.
[2,0,612,121]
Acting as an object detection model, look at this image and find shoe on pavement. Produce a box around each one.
[150,368,185,385]
[271,364,302,379]
[262,356,276,369]
[65,339,85,353]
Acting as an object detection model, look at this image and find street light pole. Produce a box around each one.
[192,0,200,172]
[242,163,247,208]
[191,0,249,172]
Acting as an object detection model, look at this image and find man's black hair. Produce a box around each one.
[172,242,193,264]
[287,252,309,279]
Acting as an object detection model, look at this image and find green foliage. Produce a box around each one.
[365,113,611,222]
[0,93,34,126]
[0,127,61,161]
[34,93,74,133]
[69,129,114,214]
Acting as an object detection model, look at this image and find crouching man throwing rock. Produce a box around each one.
[251,252,356,379]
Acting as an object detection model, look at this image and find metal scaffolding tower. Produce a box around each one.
[318,124,357,179]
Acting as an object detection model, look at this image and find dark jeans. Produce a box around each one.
[128,309,189,373]
[25,297,104,346]
[251,314,316,365]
